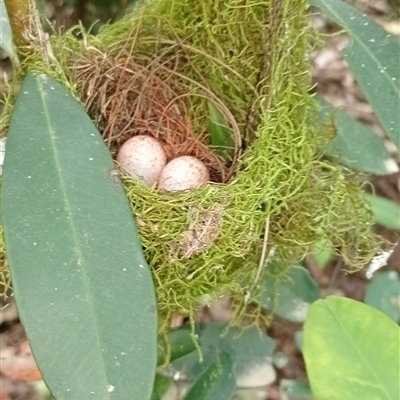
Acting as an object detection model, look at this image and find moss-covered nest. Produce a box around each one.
[0,0,380,322]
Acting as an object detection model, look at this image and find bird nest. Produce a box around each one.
[0,0,380,324]
[72,49,241,183]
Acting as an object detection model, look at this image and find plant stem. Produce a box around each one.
[4,0,51,64]
[4,0,32,60]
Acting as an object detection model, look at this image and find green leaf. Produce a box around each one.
[364,193,400,230]
[173,324,276,388]
[182,351,236,400]
[0,0,18,64]
[308,0,400,148]
[220,326,276,388]
[280,380,313,399]
[1,72,158,399]
[150,392,160,400]
[157,325,197,366]
[172,323,222,379]
[365,271,400,323]
[208,102,235,160]
[303,296,400,400]
[319,98,394,175]
[312,238,332,269]
[261,264,320,322]
[151,373,172,400]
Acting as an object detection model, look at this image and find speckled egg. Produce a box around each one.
[158,156,210,192]
[117,135,167,186]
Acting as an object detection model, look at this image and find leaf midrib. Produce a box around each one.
[37,76,112,397]
[326,302,394,400]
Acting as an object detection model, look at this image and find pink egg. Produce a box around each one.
[117,135,166,186]
[158,156,209,192]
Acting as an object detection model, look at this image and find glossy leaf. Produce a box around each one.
[172,323,223,379]
[150,392,160,400]
[364,193,400,230]
[151,373,172,400]
[208,102,235,160]
[1,72,157,399]
[365,271,400,323]
[309,0,400,147]
[157,325,197,366]
[303,296,400,400]
[173,323,275,388]
[0,0,18,64]
[261,264,320,322]
[221,326,276,388]
[319,97,394,175]
[182,351,236,400]
[280,380,313,399]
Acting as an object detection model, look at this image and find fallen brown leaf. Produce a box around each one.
[0,341,42,382]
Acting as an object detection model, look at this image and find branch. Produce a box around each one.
[4,0,32,60]
[4,0,54,64]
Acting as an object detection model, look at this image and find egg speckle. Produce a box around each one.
[158,156,209,192]
[117,135,166,186]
